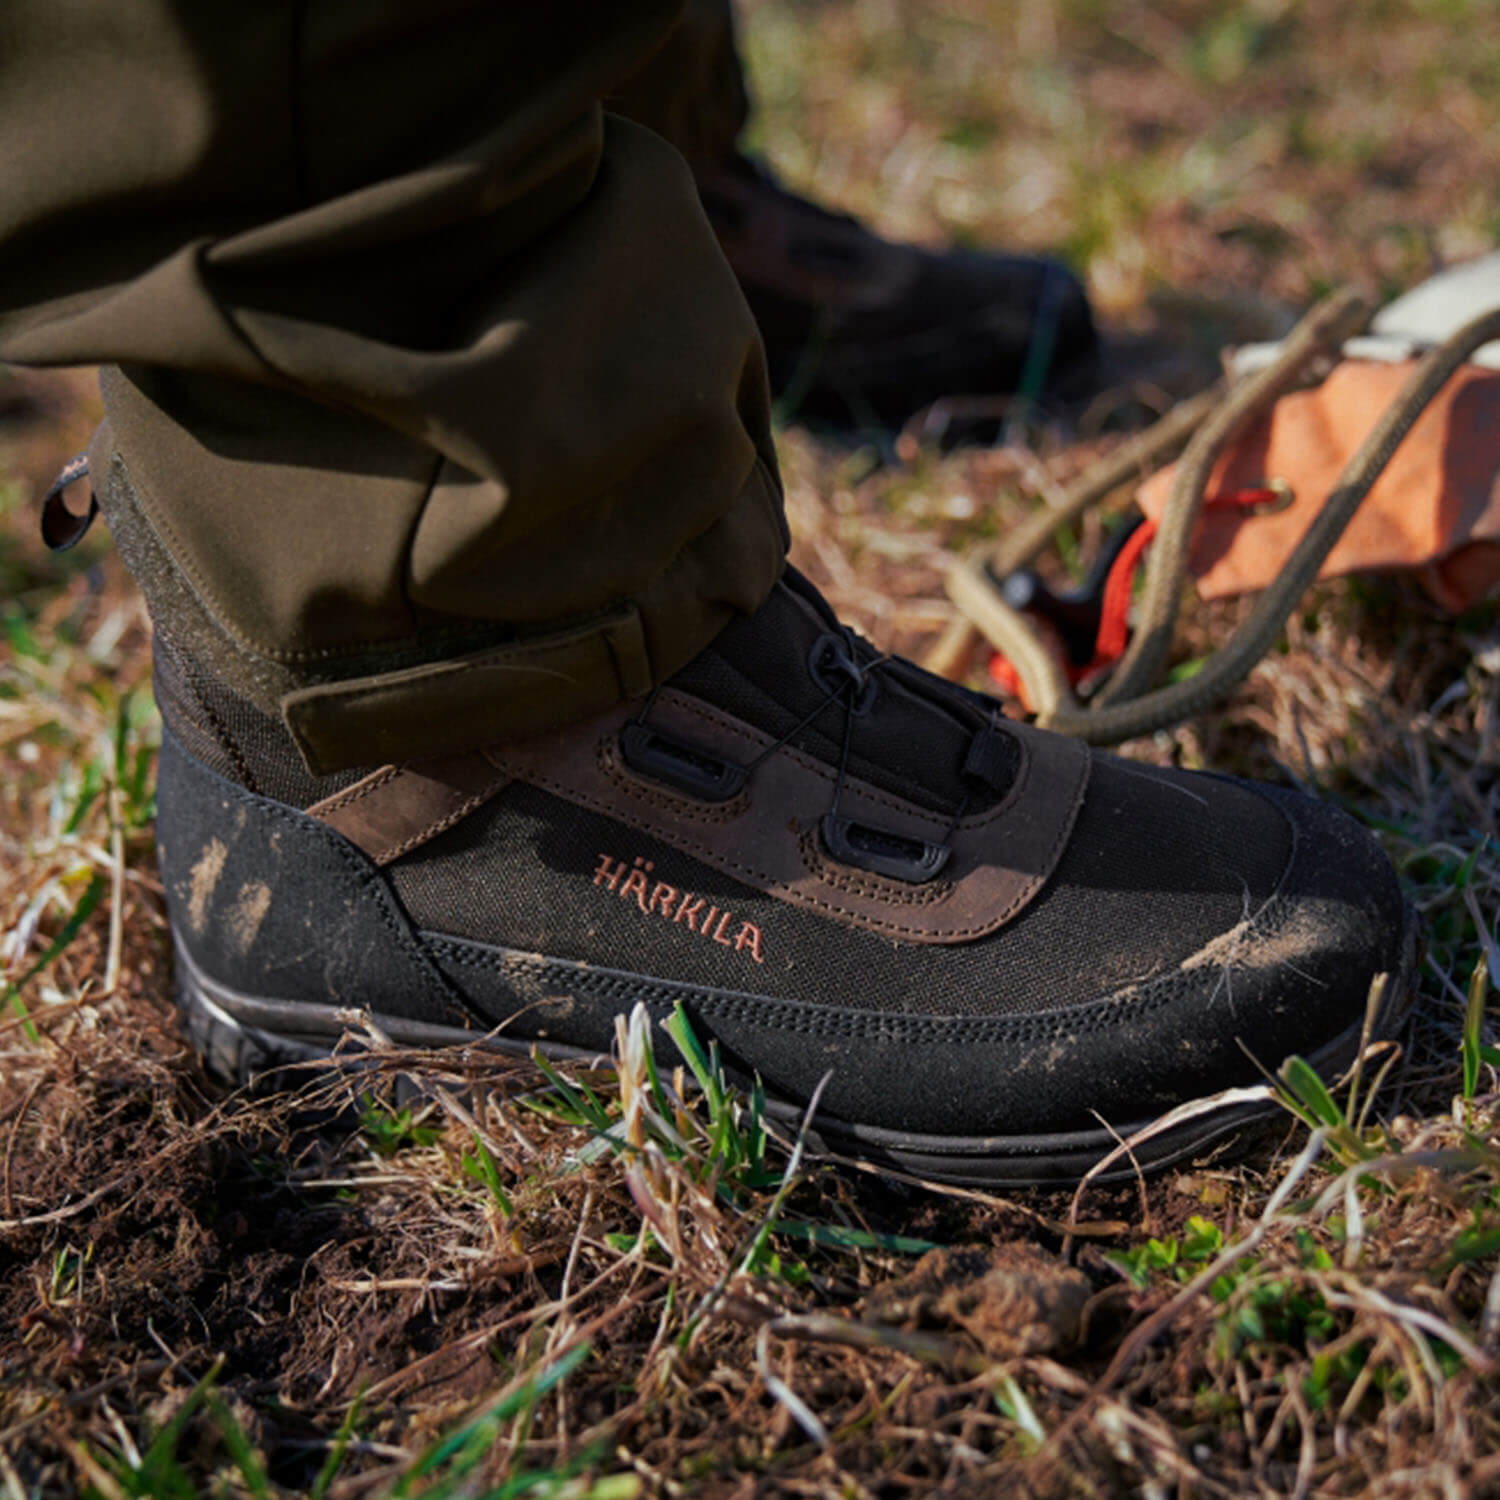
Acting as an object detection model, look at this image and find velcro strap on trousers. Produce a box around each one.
[282,603,653,774]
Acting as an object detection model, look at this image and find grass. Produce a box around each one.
[6,1,1500,1495]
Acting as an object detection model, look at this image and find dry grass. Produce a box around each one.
[6,3,1500,1496]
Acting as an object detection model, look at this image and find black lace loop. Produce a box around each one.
[623,648,862,802]
[961,708,1013,795]
[807,629,880,715]
[40,452,97,552]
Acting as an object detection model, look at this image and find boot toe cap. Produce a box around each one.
[1041,778,1413,1133]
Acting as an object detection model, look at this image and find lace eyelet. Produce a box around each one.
[820,813,951,884]
[808,633,879,715]
[620,723,747,803]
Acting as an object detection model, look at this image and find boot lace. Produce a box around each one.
[624,625,1010,885]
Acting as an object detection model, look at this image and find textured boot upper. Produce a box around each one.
[153,568,1410,1137]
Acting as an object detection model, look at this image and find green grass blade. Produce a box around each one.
[1455,836,1489,890]
[663,1002,717,1103]
[399,1343,592,1491]
[773,1220,940,1255]
[61,758,103,835]
[1279,1055,1345,1129]
[127,743,156,826]
[137,1357,224,1485]
[642,1018,672,1121]
[531,1049,614,1133]
[463,1133,514,1216]
[1464,953,1490,1102]
[5,871,108,1041]
[206,1394,271,1500]
[309,1389,364,1500]
[112,693,132,786]
[748,1076,768,1172]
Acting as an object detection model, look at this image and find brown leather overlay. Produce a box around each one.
[308,754,512,866]
[485,690,1090,944]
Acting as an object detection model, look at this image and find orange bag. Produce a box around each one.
[1136,358,1500,612]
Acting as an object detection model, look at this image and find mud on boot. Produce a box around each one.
[154,567,1417,1188]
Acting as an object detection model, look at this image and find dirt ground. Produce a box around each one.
[5,3,1500,1496]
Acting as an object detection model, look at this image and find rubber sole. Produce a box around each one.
[173,907,1421,1190]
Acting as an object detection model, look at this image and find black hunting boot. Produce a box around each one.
[148,558,1416,1187]
[695,153,1100,426]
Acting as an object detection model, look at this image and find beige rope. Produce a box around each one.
[1095,287,1371,706]
[939,295,1500,745]
[926,384,1222,679]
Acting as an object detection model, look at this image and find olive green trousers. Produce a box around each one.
[0,1,784,772]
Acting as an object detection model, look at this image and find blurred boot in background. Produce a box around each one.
[612,0,1100,424]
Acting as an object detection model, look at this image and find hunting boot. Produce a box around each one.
[695,153,1100,425]
[139,524,1415,1186]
